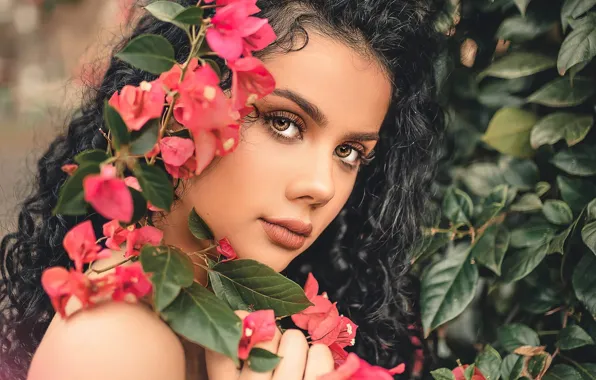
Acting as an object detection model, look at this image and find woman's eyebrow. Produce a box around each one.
[271,88,329,127]
[344,131,380,142]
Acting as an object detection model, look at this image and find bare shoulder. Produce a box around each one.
[28,301,186,380]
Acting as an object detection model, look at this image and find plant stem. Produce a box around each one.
[91,257,133,274]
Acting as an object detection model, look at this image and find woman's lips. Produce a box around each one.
[259,218,313,250]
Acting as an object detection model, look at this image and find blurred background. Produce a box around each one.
[0,0,139,232]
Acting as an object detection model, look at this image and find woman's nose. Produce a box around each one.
[285,152,335,208]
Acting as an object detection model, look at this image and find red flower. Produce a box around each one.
[165,156,197,179]
[329,343,349,368]
[61,164,78,176]
[238,309,276,360]
[192,125,240,175]
[318,353,405,380]
[160,137,195,167]
[173,63,238,133]
[83,165,133,222]
[217,237,237,261]
[41,267,91,318]
[453,365,487,380]
[111,262,153,302]
[63,220,106,272]
[229,57,275,115]
[125,226,163,257]
[291,273,358,348]
[102,220,130,250]
[205,0,275,61]
[108,80,165,131]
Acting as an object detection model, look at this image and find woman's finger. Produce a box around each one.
[238,321,282,380]
[271,329,309,380]
[205,311,250,380]
[303,344,334,380]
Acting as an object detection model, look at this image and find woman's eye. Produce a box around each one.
[269,117,301,139]
[335,145,361,165]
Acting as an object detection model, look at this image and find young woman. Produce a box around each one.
[0,0,444,379]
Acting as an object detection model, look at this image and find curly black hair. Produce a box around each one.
[0,1,445,378]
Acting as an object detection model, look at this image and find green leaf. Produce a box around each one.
[188,208,214,240]
[475,344,502,380]
[557,176,596,213]
[129,187,148,224]
[536,182,551,197]
[527,353,552,379]
[133,163,173,211]
[464,364,477,380]
[460,163,507,197]
[514,0,533,15]
[162,282,242,365]
[510,225,555,248]
[115,34,176,75]
[551,145,596,177]
[543,364,583,380]
[500,157,540,191]
[587,198,596,221]
[472,224,510,276]
[531,113,594,149]
[496,15,554,42]
[247,348,282,373]
[53,163,100,215]
[475,185,510,226]
[582,220,596,255]
[501,240,550,282]
[511,193,543,212]
[561,0,596,32]
[173,7,204,25]
[479,52,556,80]
[209,259,312,317]
[573,253,596,316]
[527,77,595,107]
[431,368,456,380]
[140,245,195,312]
[421,243,479,337]
[558,20,596,75]
[130,120,159,155]
[543,200,574,225]
[574,363,596,380]
[74,149,108,165]
[547,215,580,254]
[557,325,595,350]
[442,187,474,225]
[498,324,540,352]
[481,107,538,158]
[144,1,188,30]
[501,354,525,380]
[104,102,130,149]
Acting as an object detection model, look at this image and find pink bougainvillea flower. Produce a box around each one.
[159,59,199,94]
[145,142,161,159]
[217,237,237,261]
[174,63,239,133]
[329,343,349,368]
[318,353,405,380]
[206,0,275,61]
[61,164,78,176]
[192,124,240,175]
[229,57,275,115]
[41,267,91,318]
[238,309,276,360]
[108,80,165,131]
[453,365,487,380]
[102,220,131,250]
[111,262,153,302]
[159,136,195,167]
[124,176,162,212]
[125,226,163,257]
[291,273,357,348]
[165,156,197,179]
[63,220,106,272]
[84,165,133,222]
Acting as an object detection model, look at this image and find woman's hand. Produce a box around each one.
[205,311,334,380]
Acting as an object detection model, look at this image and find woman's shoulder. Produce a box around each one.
[28,301,186,380]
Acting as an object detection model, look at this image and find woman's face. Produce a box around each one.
[162,33,392,272]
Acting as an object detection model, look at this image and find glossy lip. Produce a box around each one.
[259,217,313,250]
